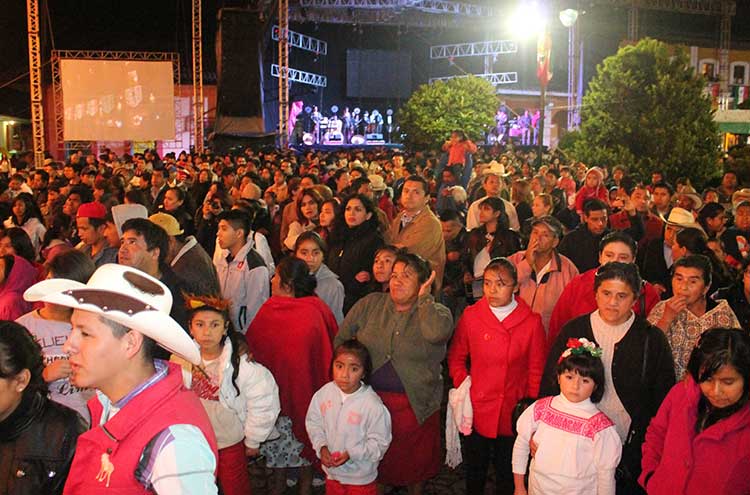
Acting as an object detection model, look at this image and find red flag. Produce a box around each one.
[537,30,553,88]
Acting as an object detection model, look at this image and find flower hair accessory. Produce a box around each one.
[558,338,603,364]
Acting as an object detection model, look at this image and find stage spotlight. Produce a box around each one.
[507,1,546,40]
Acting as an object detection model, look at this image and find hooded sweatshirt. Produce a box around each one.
[0,254,37,320]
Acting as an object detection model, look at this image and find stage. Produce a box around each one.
[290,142,404,153]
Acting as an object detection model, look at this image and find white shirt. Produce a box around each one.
[513,394,622,495]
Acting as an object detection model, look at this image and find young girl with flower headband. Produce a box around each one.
[511,337,622,495]
[171,294,281,495]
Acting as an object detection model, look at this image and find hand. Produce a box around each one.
[525,236,539,265]
[653,283,667,296]
[447,251,460,262]
[419,270,437,297]
[320,446,333,467]
[202,201,213,219]
[329,450,350,467]
[43,359,72,382]
[463,272,474,285]
[662,295,688,324]
[514,487,529,495]
[354,271,371,283]
[245,447,260,458]
[529,435,538,458]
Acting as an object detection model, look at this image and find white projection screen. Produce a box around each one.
[60,59,175,141]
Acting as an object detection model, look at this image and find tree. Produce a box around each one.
[572,38,720,188]
[398,76,497,149]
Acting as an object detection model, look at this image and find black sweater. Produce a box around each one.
[540,314,675,479]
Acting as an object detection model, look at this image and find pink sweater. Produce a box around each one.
[640,378,750,494]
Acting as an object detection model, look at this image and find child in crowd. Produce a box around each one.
[371,245,399,292]
[574,167,609,218]
[172,294,281,495]
[305,339,392,495]
[512,338,622,495]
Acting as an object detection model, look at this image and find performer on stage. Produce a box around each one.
[371,109,384,135]
[311,106,323,143]
[519,110,532,146]
[343,107,354,144]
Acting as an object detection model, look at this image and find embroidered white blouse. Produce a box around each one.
[512,394,622,495]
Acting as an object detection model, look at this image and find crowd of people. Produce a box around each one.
[0,137,749,495]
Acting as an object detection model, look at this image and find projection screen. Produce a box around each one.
[60,59,175,141]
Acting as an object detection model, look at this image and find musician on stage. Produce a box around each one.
[343,107,354,144]
[311,106,323,143]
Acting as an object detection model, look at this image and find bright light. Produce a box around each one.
[508,2,546,40]
[559,8,579,27]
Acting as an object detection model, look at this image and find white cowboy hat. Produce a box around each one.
[24,264,200,364]
[664,207,705,233]
[482,160,505,176]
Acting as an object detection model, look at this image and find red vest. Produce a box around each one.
[63,362,218,494]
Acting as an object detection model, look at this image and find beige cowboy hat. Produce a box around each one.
[482,160,505,177]
[24,264,200,364]
[664,207,705,233]
[675,186,703,211]
[731,188,750,208]
[368,174,386,192]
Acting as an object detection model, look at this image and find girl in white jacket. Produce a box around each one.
[305,339,392,495]
[173,295,281,495]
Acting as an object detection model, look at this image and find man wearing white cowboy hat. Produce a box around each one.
[637,207,705,297]
[465,162,520,231]
[24,263,218,494]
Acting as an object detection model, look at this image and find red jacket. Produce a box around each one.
[547,268,661,351]
[64,362,217,494]
[447,297,546,438]
[640,378,750,494]
[574,185,608,214]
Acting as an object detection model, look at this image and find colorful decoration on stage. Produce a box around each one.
[536,30,553,88]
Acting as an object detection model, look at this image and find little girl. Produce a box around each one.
[512,338,622,495]
[305,339,392,495]
[172,294,281,495]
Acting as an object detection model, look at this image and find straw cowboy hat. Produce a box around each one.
[482,160,505,177]
[368,174,387,192]
[24,263,200,364]
[675,186,703,211]
[664,207,705,233]
[732,188,750,208]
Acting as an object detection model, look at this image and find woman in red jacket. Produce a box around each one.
[640,327,750,495]
[447,257,546,494]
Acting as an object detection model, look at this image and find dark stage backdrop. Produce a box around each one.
[346,49,412,99]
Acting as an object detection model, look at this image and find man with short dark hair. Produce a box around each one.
[388,175,446,293]
[214,210,269,332]
[26,264,218,493]
[150,167,169,213]
[721,200,750,269]
[77,202,118,267]
[558,198,643,273]
[650,182,673,219]
[118,218,189,331]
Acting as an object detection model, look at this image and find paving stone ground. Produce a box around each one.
[248,368,515,495]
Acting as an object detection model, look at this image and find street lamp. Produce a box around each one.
[559,8,581,131]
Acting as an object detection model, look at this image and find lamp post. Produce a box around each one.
[559,8,580,130]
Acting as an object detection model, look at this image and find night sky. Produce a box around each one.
[1,0,749,118]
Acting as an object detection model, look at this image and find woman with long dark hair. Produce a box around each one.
[640,328,750,494]
[0,321,84,494]
[327,194,385,314]
[4,193,46,257]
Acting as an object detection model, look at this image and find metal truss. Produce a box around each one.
[429,72,518,85]
[51,50,180,150]
[192,0,204,153]
[430,40,517,60]
[596,0,735,16]
[278,0,290,147]
[272,25,328,56]
[298,0,497,17]
[290,8,453,27]
[270,64,327,87]
[26,0,44,167]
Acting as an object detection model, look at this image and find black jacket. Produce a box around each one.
[559,214,644,274]
[637,237,670,293]
[0,392,85,495]
[540,314,675,481]
[326,221,384,315]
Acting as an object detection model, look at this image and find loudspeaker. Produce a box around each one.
[215,9,265,133]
